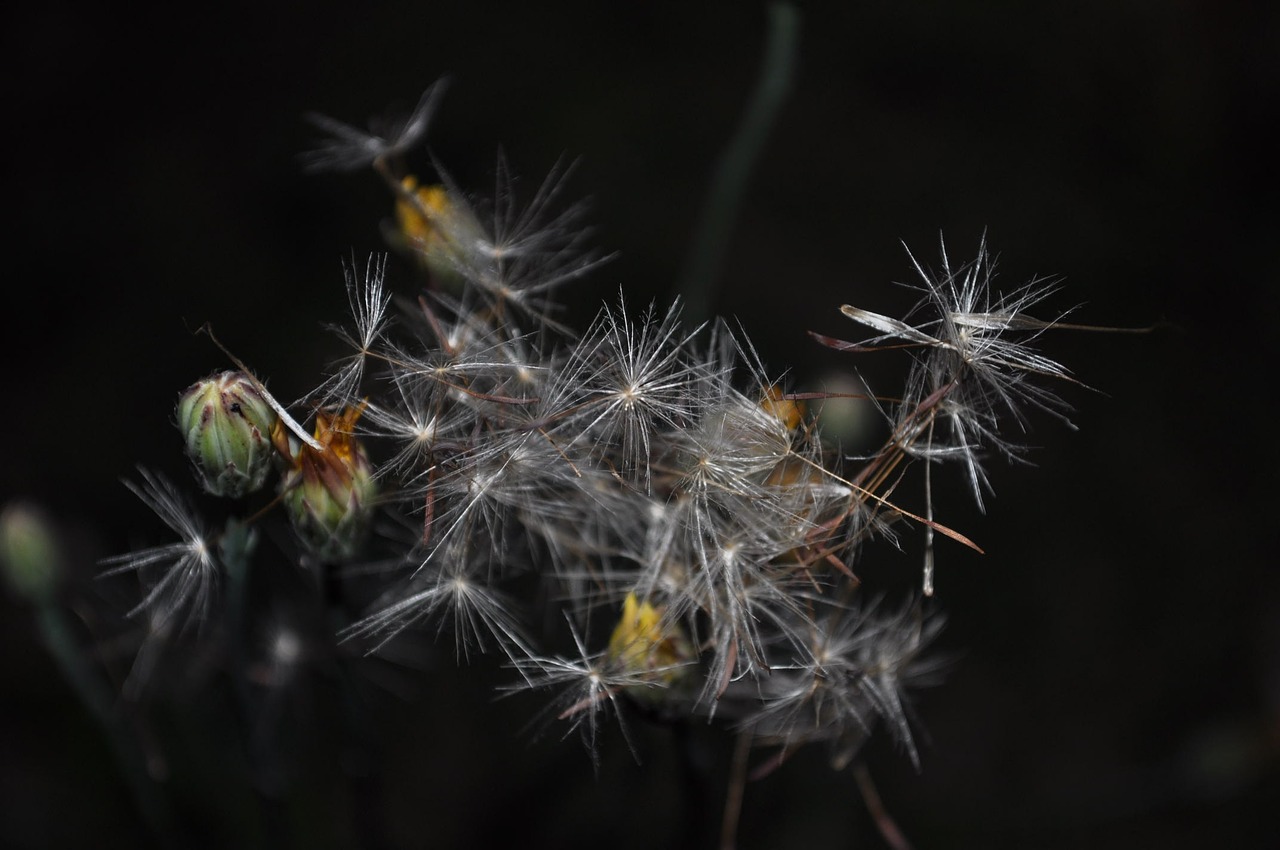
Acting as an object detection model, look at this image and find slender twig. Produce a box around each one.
[35,603,177,845]
[854,763,914,850]
[676,2,801,322]
[720,731,754,850]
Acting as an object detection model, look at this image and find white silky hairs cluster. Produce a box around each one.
[109,79,1089,773]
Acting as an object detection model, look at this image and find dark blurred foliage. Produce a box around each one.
[3,1,1277,848]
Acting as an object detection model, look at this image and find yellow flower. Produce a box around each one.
[392,176,484,291]
[394,176,451,251]
[607,593,692,691]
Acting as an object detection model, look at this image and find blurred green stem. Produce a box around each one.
[675,2,801,323]
[35,601,176,845]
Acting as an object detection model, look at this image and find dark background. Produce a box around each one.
[3,1,1277,848]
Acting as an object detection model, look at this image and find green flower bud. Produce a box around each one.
[0,502,62,604]
[280,405,377,561]
[177,371,279,498]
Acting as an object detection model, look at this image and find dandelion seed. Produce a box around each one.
[899,235,1077,423]
[359,377,454,483]
[302,254,393,409]
[508,614,660,762]
[824,235,1081,518]
[837,237,1075,419]
[343,538,533,666]
[301,79,448,173]
[551,297,703,488]
[746,601,944,770]
[422,155,615,328]
[101,469,220,632]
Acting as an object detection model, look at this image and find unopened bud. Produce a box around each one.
[0,502,62,604]
[177,371,279,498]
[280,405,377,561]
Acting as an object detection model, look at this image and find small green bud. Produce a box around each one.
[0,502,63,604]
[280,405,377,561]
[177,371,279,498]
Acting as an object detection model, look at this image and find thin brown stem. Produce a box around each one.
[720,731,753,850]
[854,763,913,850]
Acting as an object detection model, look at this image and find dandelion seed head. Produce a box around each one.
[100,470,222,633]
[126,85,1110,782]
[301,79,447,173]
